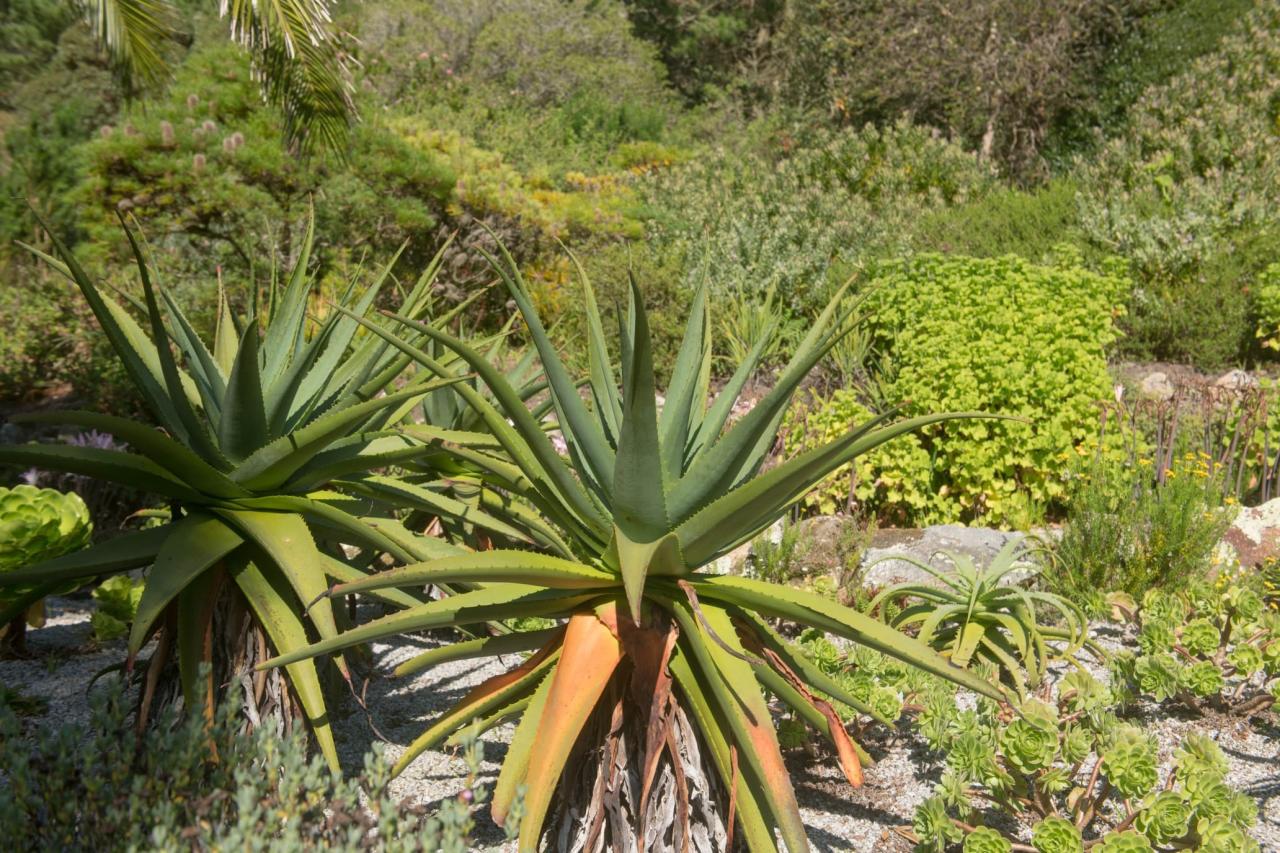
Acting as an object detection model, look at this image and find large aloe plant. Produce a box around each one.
[0,220,478,768]
[263,247,1006,850]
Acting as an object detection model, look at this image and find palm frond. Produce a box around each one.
[220,0,354,153]
[78,0,177,85]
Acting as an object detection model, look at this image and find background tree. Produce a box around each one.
[76,0,354,152]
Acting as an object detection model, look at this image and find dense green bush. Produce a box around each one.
[770,0,1148,177]
[1076,2,1280,367]
[70,39,455,292]
[1051,453,1234,615]
[906,178,1084,263]
[358,0,681,178]
[0,681,513,851]
[785,252,1128,526]
[644,120,994,319]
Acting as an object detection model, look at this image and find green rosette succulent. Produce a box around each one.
[1227,790,1259,828]
[1194,817,1260,853]
[1135,791,1192,846]
[0,485,93,631]
[1266,641,1280,676]
[1175,733,1229,782]
[1139,621,1176,655]
[1186,777,1235,822]
[1101,726,1158,799]
[1142,589,1186,623]
[950,731,998,783]
[1135,654,1182,701]
[1060,724,1093,765]
[90,575,145,641]
[1228,644,1263,677]
[1182,660,1225,697]
[0,485,92,572]
[963,827,1012,853]
[1226,586,1263,622]
[1181,619,1220,655]
[1031,816,1083,853]
[913,795,964,852]
[1060,670,1111,715]
[869,686,903,723]
[1094,830,1152,853]
[1001,700,1059,774]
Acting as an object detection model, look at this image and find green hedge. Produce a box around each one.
[784,251,1128,526]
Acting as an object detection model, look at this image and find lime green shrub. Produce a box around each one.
[392,122,648,242]
[785,252,1128,526]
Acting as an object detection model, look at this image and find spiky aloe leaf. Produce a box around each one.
[516,605,623,851]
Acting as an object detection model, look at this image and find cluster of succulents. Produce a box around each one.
[907,668,1259,852]
[1109,582,1280,717]
[0,485,92,639]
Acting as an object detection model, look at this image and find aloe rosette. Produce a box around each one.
[0,218,484,768]
[263,245,1008,851]
[867,537,1089,694]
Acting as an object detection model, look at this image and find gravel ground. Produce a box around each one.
[4,598,1280,851]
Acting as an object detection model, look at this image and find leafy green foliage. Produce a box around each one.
[70,38,452,295]
[1109,579,1280,717]
[644,120,995,320]
[786,252,1127,526]
[869,539,1089,695]
[1253,263,1280,351]
[1050,453,1234,614]
[0,679,515,850]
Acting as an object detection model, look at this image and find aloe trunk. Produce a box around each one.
[549,672,728,853]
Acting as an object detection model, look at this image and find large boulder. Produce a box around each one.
[1138,371,1174,401]
[1219,498,1280,568]
[859,524,1030,587]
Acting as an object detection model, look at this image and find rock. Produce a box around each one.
[1215,369,1260,391]
[859,524,1038,587]
[791,515,871,578]
[1138,371,1174,401]
[1218,498,1280,568]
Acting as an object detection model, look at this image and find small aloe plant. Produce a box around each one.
[264,244,1007,851]
[0,218,484,768]
[868,537,1090,695]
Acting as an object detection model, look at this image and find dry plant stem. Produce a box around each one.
[1074,758,1104,828]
